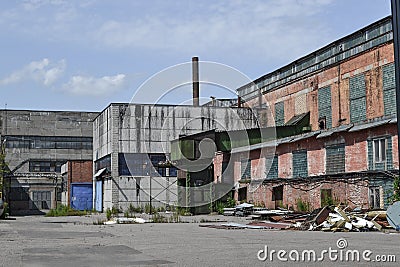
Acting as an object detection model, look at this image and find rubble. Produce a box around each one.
[213,203,395,232]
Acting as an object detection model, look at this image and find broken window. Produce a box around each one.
[318,86,332,129]
[369,186,380,209]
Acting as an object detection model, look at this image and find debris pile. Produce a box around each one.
[215,202,397,232]
[299,206,387,232]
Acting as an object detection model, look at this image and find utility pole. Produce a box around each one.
[391,0,400,199]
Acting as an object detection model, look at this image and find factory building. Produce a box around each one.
[0,109,98,214]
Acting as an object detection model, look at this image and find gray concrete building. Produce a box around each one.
[92,103,258,212]
[0,109,98,214]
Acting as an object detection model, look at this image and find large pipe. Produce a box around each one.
[192,57,199,107]
[392,0,400,172]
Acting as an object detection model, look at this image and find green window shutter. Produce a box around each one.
[326,144,345,174]
[387,136,393,170]
[383,64,396,116]
[318,86,332,129]
[275,101,284,126]
[241,159,251,179]
[293,150,308,178]
[349,74,366,123]
[266,155,278,179]
[367,139,373,170]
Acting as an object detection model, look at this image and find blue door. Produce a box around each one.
[71,183,93,211]
[95,180,103,212]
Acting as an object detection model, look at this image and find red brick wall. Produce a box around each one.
[67,160,93,205]
[251,180,370,210]
[244,43,394,131]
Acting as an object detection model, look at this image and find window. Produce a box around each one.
[349,74,366,123]
[275,101,285,126]
[29,160,66,173]
[369,187,381,209]
[241,159,251,180]
[95,155,111,172]
[318,86,332,129]
[326,144,345,174]
[265,155,278,179]
[368,137,393,171]
[5,135,93,150]
[382,63,396,116]
[292,150,308,178]
[374,139,386,163]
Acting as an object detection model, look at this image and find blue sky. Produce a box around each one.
[0,0,392,111]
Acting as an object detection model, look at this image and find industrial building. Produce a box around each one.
[0,109,98,214]
[60,160,93,211]
[228,16,398,210]
[92,103,259,211]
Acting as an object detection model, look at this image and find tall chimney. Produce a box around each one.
[192,57,199,106]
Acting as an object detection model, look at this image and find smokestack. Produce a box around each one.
[192,57,199,106]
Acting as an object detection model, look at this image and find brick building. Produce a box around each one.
[61,160,93,210]
[229,16,398,210]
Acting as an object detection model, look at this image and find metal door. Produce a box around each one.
[95,180,103,212]
[32,191,51,210]
[71,183,93,211]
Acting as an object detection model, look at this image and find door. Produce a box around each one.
[71,183,93,211]
[32,191,52,210]
[95,180,103,212]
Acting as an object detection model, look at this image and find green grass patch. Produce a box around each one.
[46,205,89,217]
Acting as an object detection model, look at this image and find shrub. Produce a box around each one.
[296,198,310,212]
[46,205,88,217]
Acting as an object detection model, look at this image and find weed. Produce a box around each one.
[46,205,88,217]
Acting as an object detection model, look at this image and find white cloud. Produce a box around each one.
[61,74,126,96]
[0,58,66,86]
[91,0,336,62]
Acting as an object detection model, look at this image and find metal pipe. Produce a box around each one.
[391,0,400,171]
[192,57,199,107]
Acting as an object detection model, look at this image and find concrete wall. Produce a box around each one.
[0,109,98,214]
[93,103,259,210]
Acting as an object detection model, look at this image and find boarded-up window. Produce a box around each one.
[349,74,366,123]
[295,94,307,115]
[292,150,308,178]
[275,101,284,126]
[318,86,332,129]
[265,155,278,179]
[326,144,345,174]
[383,63,396,116]
[241,159,251,179]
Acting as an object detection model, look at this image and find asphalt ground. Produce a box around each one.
[0,214,399,267]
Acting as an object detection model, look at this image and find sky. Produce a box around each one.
[0,0,392,112]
